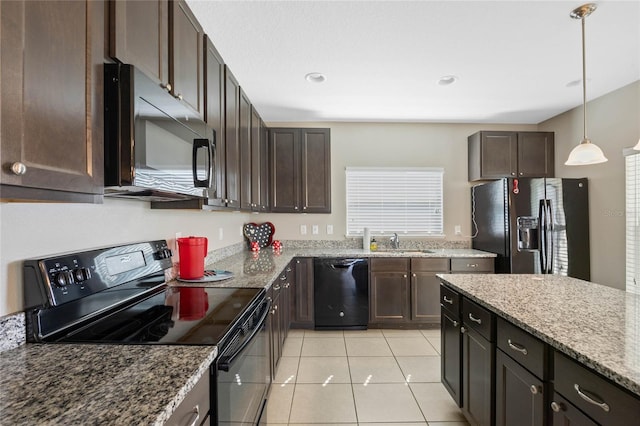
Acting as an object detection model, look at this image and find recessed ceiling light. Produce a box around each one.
[438,75,458,86]
[305,72,326,83]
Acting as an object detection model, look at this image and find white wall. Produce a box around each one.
[2,82,636,315]
[539,80,640,290]
[0,199,251,316]
[259,122,536,241]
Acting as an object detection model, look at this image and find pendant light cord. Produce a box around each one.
[581,16,588,141]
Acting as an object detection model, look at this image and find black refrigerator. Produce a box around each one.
[471,178,590,280]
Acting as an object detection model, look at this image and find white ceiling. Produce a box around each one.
[187,0,640,124]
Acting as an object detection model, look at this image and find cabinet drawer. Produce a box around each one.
[440,284,460,315]
[554,351,640,426]
[497,317,547,379]
[461,298,493,341]
[450,257,494,272]
[411,257,449,271]
[166,372,210,426]
[370,257,409,272]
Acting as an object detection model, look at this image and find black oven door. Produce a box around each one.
[214,298,271,426]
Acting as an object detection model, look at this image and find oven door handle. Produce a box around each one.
[217,298,271,372]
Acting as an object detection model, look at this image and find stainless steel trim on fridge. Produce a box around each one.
[471,178,590,280]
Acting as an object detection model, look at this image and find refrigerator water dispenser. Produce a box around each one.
[517,217,539,251]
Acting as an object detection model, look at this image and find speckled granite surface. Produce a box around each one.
[169,248,496,289]
[0,313,25,351]
[0,343,216,425]
[437,274,640,396]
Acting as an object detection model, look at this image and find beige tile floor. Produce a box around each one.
[266,329,469,426]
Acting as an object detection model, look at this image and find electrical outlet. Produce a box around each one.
[312,225,319,235]
[300,225,307,235]
[326,225,334,235]
[218,228,224,241]
[454,225,462,235]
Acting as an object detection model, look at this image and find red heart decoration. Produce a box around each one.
[243,222,275,248]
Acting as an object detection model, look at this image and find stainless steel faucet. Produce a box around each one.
[390,233,400,249]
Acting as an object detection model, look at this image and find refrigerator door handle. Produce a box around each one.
[539,200,547,273]
[548,200,554,273]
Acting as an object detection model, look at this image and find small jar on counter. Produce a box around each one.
[369,238,378,251]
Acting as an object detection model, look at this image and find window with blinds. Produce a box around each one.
[626,152,640,295]
[346,167,444,237]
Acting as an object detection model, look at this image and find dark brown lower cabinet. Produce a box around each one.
[550,392,598,426]
[441,309,462,406]
[369,258,410,323]
[411,258,449,324]
[495,349,545,426]
[268,284,281,379]
[292,258,314,328]
[462,326,494,426]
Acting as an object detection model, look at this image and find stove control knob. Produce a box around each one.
[54,271,74,287]
[73,267,91,283]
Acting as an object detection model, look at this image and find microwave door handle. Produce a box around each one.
[192,138,211,188]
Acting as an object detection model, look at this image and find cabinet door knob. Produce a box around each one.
[403,274,407,278]
[10,162,27,176]
[160,82,172,91]
[519,172,524,176]
[511,172,516,176]
[443,295,453,304]
[530,385,541,395]
[294,206,299,210]
[175,93,183,101]
[452,320,459,327]
[412,273,416,277]
[303,206,307,210]
[460,326,466,333]
[550,401,565,412]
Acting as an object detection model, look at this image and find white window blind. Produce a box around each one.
[626,152,640,295]
[346,167,444,237]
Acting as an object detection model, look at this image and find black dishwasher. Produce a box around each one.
[314,258,369,329]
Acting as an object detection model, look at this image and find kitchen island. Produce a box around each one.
[438,273,640,425]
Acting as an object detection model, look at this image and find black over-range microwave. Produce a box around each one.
[104,63,216,201]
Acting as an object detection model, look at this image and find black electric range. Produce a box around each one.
[23,240,271,425]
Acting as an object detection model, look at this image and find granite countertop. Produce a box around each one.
[437,273,640,396]
[0,343,216,425]
[169,248,496,290]
[0,246,495,425]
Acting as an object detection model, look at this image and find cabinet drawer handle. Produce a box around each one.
[550,401,565,412]
[468,313,482,324]
[186,405,200,426]
[273,284,281,290]
[286,267,292,272]
[574,384,610,412]
[467,263,478,268]
[443,295,453,304]
[280,275,287,281]
[507,339,528,355]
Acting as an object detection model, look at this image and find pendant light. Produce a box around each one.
[565,3,608,166]
[634,139,640,150]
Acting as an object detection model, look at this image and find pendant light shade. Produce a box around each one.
[565,3,608,166]
[633,139,640,151]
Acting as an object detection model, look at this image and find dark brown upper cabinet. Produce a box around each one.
[224,66,240,208]
[239,88,252,211]
[110,0,204,118]
[251,107,268,212]
[204,35,226,207]
[269,128,331,213]
[468,131,554,181]
[169,0,204,118]
[109,0,169,90]
[1,0,105,203]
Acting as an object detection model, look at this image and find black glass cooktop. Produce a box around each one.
[57,287,263,346]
